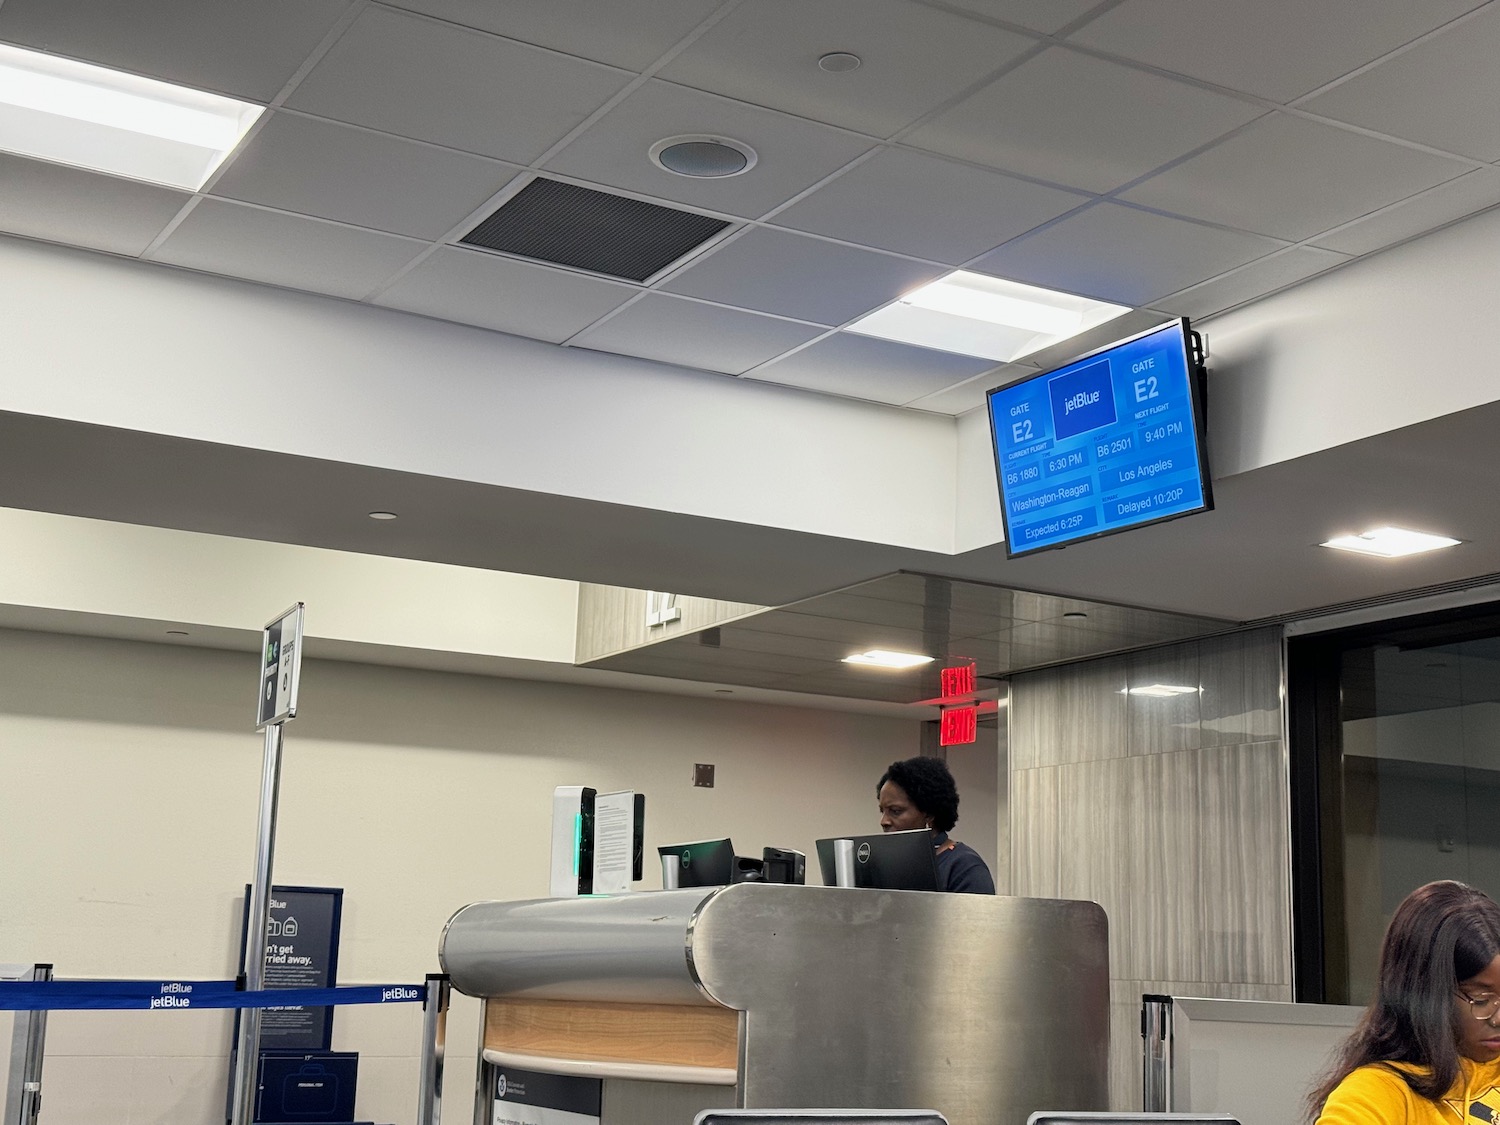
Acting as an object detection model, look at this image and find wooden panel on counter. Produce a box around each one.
[484,997,739,1070]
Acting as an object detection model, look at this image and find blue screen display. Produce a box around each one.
[987,320,1210,557]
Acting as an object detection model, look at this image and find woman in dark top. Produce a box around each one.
[877,756,996,895]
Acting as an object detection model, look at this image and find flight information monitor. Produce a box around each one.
[986,319,1212,558]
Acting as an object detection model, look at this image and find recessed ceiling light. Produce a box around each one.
[1119,684,1201,697]
[818,52,862,73]
[649,135,757,179]
[843,649,935,669]
[1320,526,1461,558]
[0,43,263,190]
[844,271,1130,362]
[368,511,398,521]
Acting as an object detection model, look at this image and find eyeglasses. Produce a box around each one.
[1457,991,1500,1021]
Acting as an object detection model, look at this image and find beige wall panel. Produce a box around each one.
[575,583,768,664]
[1009,626,1289,1111]
[1198,742,1293,986]
[0,626,912,1125]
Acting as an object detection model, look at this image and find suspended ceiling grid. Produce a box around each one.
[2,0,1499,413]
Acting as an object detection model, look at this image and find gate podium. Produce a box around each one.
[440,886,1109,1125]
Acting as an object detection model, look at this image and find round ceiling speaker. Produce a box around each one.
[649,135,758,178]
[818,52,862,73]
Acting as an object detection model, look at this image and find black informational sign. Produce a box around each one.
[493,1064,601,1125]
[256,603,303,729]
[239,884,343,1050]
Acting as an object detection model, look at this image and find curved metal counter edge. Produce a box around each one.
[480,1048,738,1086]
[439,887,723,1006]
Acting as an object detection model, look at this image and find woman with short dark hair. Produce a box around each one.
[876,756,994,894]
[1311,880,1500,1123]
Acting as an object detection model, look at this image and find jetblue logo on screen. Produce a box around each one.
[1049,359,1116,440]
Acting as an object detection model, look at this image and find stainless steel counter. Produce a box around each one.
[442,885,1110,1125]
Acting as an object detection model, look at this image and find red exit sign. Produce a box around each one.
[940,704,977,746]
[940,663,975,700]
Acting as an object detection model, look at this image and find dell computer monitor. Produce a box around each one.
[814,829,939,892]
[658,838,735,887]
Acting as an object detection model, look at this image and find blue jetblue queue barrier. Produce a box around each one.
[0,973,450,1125]
[0,980,426,1011]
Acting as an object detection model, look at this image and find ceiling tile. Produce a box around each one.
[544,80,874,220]
[378,0,723,70]
[899,365,1023,417]
[1311,169,1500,256]
[713,625,889,664]
[1120,113,1474,241]
[284,5,631,164]
[1065,0,1488,103]
[657,0,1035,139]
[746,332,997,406]
[572,294,826,375]
[903,46,1264,193]
[373,246,638,342]
[969,202,1283,306]
[150,199,427,300]
[729,606,953,649]
[209,111,522,240]
[0,156,190,256]
[901,309,1178,415]
[773,147,1088,264]
[1299,5,1500,162]
[1155,246,1352,322]
[0,0,354,101]
[934,0,1110,35]
[660,227,944,324]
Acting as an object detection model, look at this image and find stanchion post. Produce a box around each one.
[1140,993,1173,1112]
[416,973,450,1125]
[229,603,304,1125]
[8,963,52,1125]
[229,720,286,1125]
[472,1038,492,1125]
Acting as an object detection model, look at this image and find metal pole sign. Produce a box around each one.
[231,602,305,1125]
[257,603,304,729]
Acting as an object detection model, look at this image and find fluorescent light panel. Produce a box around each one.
[1320,526,1461,558]
[844,271,1130,363]
[843,650,934,669]
[0,43,263,190]
[1119,684,1201,697]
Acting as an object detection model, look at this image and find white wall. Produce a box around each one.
[0,627,919,1125]
[0,506,579,664]
[0,236,957,552]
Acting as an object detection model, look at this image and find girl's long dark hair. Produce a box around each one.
[1309,881,1500,1119]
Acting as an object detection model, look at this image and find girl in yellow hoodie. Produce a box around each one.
[1313,881,1500,1124]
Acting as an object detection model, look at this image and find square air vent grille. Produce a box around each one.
[461,178,731,283]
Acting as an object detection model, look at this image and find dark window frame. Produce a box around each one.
[1287,600,1500,1003]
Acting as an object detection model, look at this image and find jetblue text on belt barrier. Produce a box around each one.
[0,979,427,1011]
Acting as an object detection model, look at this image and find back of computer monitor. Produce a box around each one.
[814,830,938,891]
[762,847,806,885]
[657,838,735,887]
